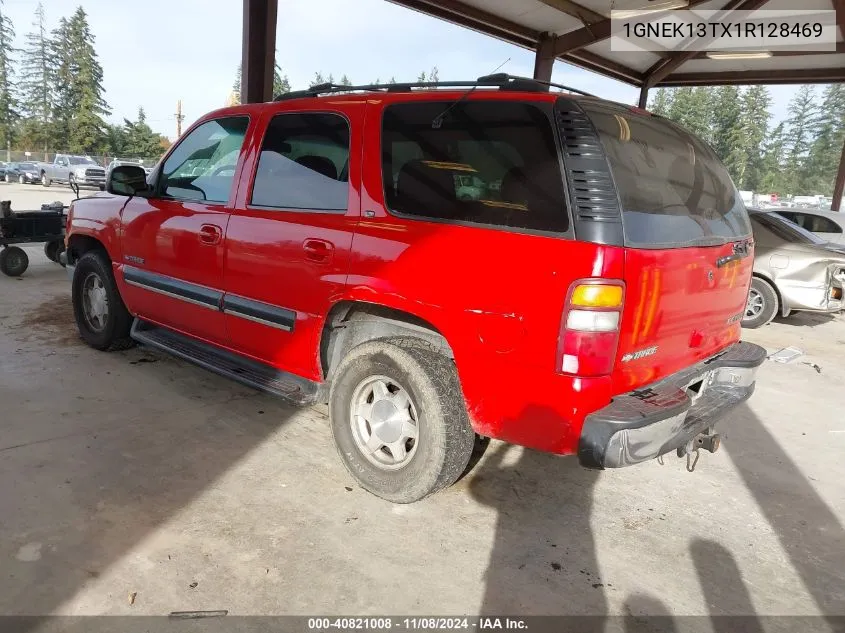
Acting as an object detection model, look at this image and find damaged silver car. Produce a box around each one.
[744,209,845,328]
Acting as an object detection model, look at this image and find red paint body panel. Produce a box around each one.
[65,90,755,457]
[223,102,365,379]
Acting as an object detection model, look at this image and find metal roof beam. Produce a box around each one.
[644,0,773,87]
[535,0,605,25]
[657,67,845,85]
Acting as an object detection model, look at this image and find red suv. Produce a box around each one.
[64,75,765,502]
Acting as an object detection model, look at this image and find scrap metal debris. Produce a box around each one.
[802,362,822,374]
[169,611,228,619]
[768,347,803,363]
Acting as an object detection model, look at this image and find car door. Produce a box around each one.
[223,105,362,380]
[119,115,252,346]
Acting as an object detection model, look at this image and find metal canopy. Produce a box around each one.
[383,0,845,209]
[385,0,845,88]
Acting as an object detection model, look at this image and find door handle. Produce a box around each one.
[302,238,334,263]
[199,224,222,245]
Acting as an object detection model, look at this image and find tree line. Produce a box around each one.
[649,84,845,197]
[0,2,167,160]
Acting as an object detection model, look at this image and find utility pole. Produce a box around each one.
[175,100,185,138]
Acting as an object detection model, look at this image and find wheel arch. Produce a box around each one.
[319,301,453,383]
[66,233,109,267]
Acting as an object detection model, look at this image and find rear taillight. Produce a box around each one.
[557,279,625,377]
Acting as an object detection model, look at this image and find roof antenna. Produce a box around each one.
[488,57,510,75]
[431,57,512,130]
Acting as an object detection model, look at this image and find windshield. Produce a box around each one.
[69,156,98,165]
[750,212,825,245]
[21,162,37,169]
[581,102,751,248]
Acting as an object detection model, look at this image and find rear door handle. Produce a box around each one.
[199,224,222,245]
[302,238,334,263]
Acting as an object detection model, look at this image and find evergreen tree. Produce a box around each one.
[339,74,351,86]
[783,85,818,195]
[310,72,326,87]
[711,86,745,185]
[805,84,845,195]
[273,62,290,96]
[429,66,439,83]
[48,17,71,148]
[17,2,53,152]
[648,88,672,116]
[666,87,714,142]
[0,1,18,150]
[123,107,164,158]
[760,122,787,194]
[739,86,771,192]
[63,7,110,153]
[417,71,427,82]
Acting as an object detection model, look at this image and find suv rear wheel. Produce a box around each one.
[329,339,475,503]
[743,277,778,328]
[71,250,135,350]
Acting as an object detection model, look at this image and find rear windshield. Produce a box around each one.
[581,102,751,248]
[382,101,569,234]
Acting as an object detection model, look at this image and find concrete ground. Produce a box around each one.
[1,182,844,618]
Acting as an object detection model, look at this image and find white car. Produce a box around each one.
[774,209,845,245]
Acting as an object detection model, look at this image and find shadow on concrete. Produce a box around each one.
[468,402,845,629]
[772,312,839,328]
[724,404,845,618]
[0,350,298,618]
[468,406,606,622]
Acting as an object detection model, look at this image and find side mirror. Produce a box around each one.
[107,165,150,197]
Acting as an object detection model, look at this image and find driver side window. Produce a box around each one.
[160,116,249,203]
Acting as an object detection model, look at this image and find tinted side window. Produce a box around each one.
[160,116,249,203]
[381,101,569,233]
[251,113,349,211]
[806,215,842,233]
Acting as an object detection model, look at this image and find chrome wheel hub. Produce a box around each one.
[350,375,419,470]
[745,289,764,318]
[82,272,109,332]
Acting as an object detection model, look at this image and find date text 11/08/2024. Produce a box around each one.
[307,617,528,630]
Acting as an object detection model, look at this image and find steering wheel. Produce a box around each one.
[212,165,235,177]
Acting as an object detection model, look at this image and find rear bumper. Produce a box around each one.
[578,341,767,469]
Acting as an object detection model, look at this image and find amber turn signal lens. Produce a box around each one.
[570,284,624,308]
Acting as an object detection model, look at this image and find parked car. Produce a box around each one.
[774,208,845,244]
[4,161,41,184]
[38,154,106,189]
[0,162,6,180]
[63,75,766,502]
[743,209,845,328]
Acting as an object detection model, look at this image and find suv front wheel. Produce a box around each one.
[329,339,475,503]
[71,250,135,350]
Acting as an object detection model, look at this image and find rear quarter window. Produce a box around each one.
[381,101,570,234]
[581,103,751,248]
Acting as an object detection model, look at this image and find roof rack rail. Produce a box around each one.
[272,74,595,101]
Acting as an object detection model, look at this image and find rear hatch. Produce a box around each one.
[576,101,754,393]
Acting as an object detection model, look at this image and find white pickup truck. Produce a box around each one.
[38,154,107,189]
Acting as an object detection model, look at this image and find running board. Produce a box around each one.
[130,319,320,406]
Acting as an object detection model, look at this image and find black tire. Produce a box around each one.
[329,338,475,503]
[41,172,51,187]
[743,277,778,329]
[71,250,135,351]
[44,240,62,262]
[0,246,29,277]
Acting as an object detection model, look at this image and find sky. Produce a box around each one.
[3,0,802,139]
